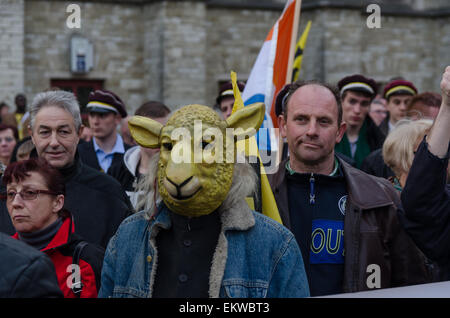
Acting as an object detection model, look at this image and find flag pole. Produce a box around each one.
[285,0,302,84]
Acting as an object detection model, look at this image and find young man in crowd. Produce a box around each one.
[214,80,245,119]
[269,80,429,296]
[78,89,131,174]
[334,74,385,168]
[378,79,417,136]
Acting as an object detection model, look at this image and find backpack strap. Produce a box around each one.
[71,241,88,297]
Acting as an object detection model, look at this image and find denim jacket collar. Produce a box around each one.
[151,198,255,232]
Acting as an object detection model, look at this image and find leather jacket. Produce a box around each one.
[269,157,430,293]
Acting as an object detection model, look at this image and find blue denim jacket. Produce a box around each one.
[99,200,309,298]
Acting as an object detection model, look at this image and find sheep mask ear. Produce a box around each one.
[128,115,163,148]
[225,102,265,140]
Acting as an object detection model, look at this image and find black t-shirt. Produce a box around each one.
[286,162,347,296]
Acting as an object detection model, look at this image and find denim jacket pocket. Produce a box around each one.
[221,279,268,298]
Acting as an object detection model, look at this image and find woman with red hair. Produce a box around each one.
[2,158,104,297]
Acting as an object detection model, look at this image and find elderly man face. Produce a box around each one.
[31,106,80,169]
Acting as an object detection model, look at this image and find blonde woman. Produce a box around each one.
[383,119,433,191]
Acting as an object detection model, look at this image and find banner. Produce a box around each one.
[242,0,301,154]
[292,20,312,82]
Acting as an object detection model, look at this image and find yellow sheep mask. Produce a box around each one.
[128,102,264,217]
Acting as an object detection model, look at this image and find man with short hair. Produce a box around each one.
[0,90,132,248]
[109,101,170,208]
[78,89,131,174]
[214,81,245,119]
[379,79,417,136]
[269,80,429,296]
[335,75,385,168]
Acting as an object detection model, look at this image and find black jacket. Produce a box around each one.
[399,138,450,277]
[78,139,132,175]
[378,114,390,137]
[0,151,133,248]
[358,116,391,178]
[0,232,63,298]
[365,116,386,151]
[360,148,395,179]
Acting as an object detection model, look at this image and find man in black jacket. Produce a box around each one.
[400,66,450,277]
[0,232,62,297]
[0,90,133,248]
[78,89,131,175]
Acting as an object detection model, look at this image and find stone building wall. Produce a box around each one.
[298,2,450,94]
[24,0,144,111]
[205,7,281,106]
[0,0,24,108]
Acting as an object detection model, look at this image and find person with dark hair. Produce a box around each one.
[269,80,429,296]
[78,89,131,174]
[214,81,245,119]
[1,93,30,140]
[399,66,450,279]
[3,158,104,297]
[109,101,170,208]
[0,231,63,298]
[407,91,441,120]
[0,101,10,122]
[334,74,385,168]
[9,136,33,164]
[378,79,417,136]
[0,124,18,167]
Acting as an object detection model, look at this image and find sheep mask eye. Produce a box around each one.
[128,103,264,217]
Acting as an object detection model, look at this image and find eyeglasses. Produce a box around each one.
[1,189,58,202]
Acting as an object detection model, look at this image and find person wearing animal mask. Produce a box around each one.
[98,94,309,298]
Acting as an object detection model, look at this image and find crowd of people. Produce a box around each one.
[0,65,448,298]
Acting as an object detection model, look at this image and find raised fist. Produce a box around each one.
[440,66,450,107]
